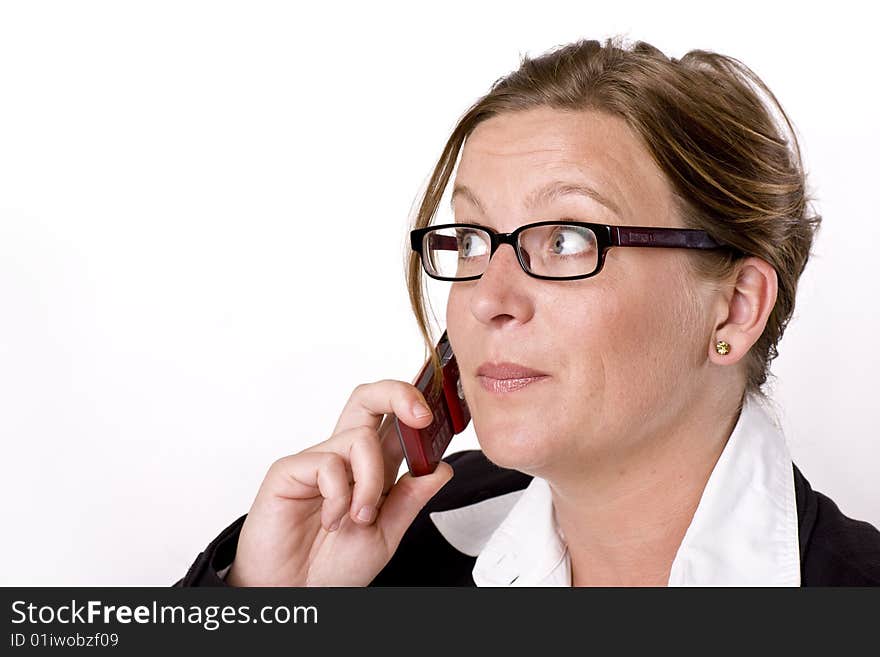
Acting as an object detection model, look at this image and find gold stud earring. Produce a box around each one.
[715,340,731,356]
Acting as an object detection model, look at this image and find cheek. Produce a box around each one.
[598,271,707,400]
[446,284,476,373]
[446,286,467,349]
[446,285,464,324]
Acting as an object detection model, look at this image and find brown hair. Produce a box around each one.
[405,36,821,401]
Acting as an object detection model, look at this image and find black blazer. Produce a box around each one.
[176,449,880,587]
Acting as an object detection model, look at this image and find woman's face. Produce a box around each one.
[446,107,722,478]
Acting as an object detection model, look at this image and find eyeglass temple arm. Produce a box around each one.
[612,226,725,249]
[424,233,459,251]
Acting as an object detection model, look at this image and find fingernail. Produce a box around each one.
[328,518,341,532]
[412,402,432,418]
[356,505,376,523]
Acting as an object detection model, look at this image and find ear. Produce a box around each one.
[709,257,778,366]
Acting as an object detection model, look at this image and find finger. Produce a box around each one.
[332,379,434,438]
[347,428,385,525]
[267,451,352,532]
[327,380,434,490]
[376,461,455,549]
[304,422,400,504]
[315,453,354,532]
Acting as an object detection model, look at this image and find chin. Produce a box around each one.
[472,415,553,475]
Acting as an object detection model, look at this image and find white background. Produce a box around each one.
[1,0,877,585]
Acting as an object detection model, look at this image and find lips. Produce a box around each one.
[476,362,550,395]
[476,361,549,379]
[478,376,548,394]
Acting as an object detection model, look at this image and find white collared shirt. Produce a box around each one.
[428,395,801,586]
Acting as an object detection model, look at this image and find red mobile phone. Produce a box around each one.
[395,330,471,477]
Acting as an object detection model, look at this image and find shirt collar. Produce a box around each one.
[429,395,801,586]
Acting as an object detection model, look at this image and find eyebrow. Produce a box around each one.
[449,179,622,217]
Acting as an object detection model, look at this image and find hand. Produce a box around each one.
[225,379,454,586]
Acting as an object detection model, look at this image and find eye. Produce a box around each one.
[550,226,596,256]
[456,228,490,258]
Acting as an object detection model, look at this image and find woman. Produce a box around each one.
[176,37,880,587]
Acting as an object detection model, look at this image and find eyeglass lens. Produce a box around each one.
[423,224,599,279]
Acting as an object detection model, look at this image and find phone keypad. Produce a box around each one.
[426,398,451,460]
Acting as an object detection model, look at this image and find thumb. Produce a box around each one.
[377,461,455,548]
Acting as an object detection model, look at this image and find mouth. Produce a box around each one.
[475,361,550,395]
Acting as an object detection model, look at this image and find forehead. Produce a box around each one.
[454,107,674,225]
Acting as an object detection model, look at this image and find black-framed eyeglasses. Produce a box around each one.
[411,221,733,281]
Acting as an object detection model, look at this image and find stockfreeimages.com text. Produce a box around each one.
[11,599,317,631]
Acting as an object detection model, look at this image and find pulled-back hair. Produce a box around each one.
[406,36,821,401]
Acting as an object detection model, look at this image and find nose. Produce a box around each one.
[468,243,536,328]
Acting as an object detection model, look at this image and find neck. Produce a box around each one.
[546,393,744,587]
